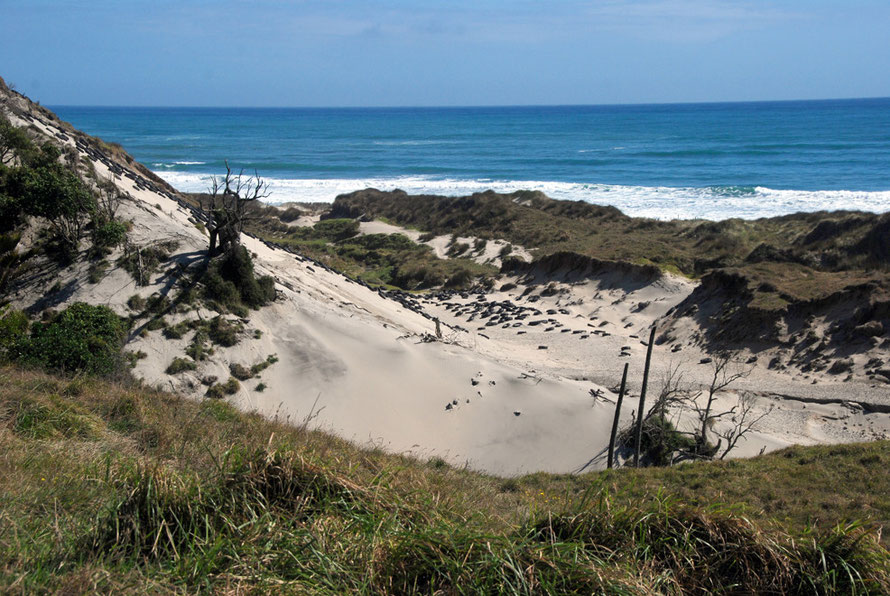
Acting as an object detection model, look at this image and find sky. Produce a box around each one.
[1,0,889,107]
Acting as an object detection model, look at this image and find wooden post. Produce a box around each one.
[633,325,657,467]
[607,362,629,469]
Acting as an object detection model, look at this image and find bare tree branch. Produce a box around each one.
[717,392,773,459]
[201,161,271,256]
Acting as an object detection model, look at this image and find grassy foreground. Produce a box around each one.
[1,365,888,594]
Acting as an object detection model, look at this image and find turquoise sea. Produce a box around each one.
[52,99,890,220]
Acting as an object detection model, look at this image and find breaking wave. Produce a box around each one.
[154,171,890,221]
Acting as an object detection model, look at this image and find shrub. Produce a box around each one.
[205,246,276,311]
[0,231,23,298]
[241,354,278,378]
[312,218,360,241]
[118,243,174,286]
[15,302,126,376]
[146,294,170,314]
[145,317,167,331]
[0,113,34,165]
[10,148,96,257]
[241,274,276,310]
[203,268,240,308]
[208,316,240,347]
[635,414,696,467]
[444,269,473,289]
[124,350,147,368]
[229,362,252,380]
[162,321,190,340]
[87,260,108,284]
[277,206,304,222]
[166,357,197,375]
[446,242,470,257]
[206,377,240,399]
[186,328,212,361]
[91,218,128,249]
[0,306,29,359]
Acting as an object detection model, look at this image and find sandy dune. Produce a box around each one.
[7,108,890,475]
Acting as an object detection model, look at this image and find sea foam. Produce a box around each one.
[155,171,890,222]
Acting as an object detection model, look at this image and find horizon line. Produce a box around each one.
[48,95,890,111]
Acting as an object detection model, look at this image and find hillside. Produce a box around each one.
[2,365,888,593]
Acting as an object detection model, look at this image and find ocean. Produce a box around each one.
[52,99,890,221]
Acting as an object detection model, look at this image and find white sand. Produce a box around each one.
[357,220,532,267]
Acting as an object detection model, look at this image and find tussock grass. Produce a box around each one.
[1,364,888,593]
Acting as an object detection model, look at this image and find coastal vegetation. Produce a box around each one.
[238,209,497,291]
[331,188,890,307]
[1,364,888,593]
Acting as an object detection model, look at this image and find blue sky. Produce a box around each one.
[1,0,889,107]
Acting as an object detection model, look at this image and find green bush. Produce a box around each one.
[162,321,190,340]
[204,246,276,311]
[446,242,470,257]
[186,328,212,361]
[206,377,240,399]
[445,269,473,288]
[250,354,278,377]
[0,114,34,166]
[0,307,29,359]
[166,357,197,375]
[636,414,696,466]
[208,316,240,347]
[9,147,96,257]
[0,194,23,233]
[91,218,128,249]
[145,317,167,331]
[15,302,126,376]
[346,233,415,251]
[203,269,240,307]
[126,294,146,312]
[124,350,147,368]
[312,218,360,241]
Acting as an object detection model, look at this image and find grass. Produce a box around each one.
[0,364,888,593]
[244,213,498,291]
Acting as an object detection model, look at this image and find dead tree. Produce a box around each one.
[716,392,773,459]
[201,161,270,257]
[693,352,751,453]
